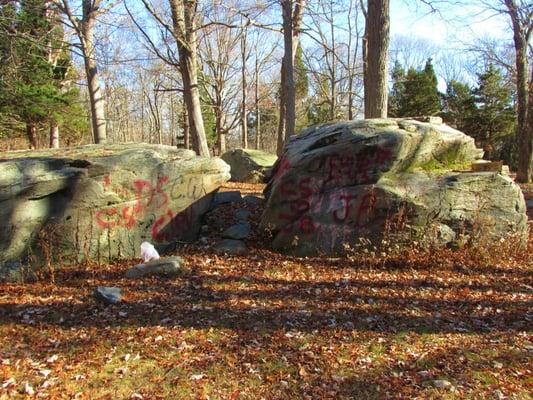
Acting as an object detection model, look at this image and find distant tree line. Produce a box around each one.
[389,59,516,167]
[0,0,530,181]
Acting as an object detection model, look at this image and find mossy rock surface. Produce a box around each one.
[221,149,277,183]
[0,143,230,278]
[261,118,526,256]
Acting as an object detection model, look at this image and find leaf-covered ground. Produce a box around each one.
[1,183,532,399]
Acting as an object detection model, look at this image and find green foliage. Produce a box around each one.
[294,45,309,101]
[388,59,442,117]
[388,61,405,117]
[198,78,217,148]
[0,0,87,146]
[441,80,476,133]
[469,65,516,161]
[294,45,310,132]
[442,65,516,166]
[306,102,330,126]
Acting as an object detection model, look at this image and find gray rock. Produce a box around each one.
[94,286,122,305]
[213,239,247,255]
[212,191,243,207]
[261,118,527,256]
[222,223,251,240]
[235,209,252,221]
[432,379,453,390]
[243,195,264,205]
[0,143,230,274]
[0,261,24,283]
[221,148,277,183]
[125,256,186,279]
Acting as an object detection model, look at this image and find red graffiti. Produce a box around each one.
[274,156,291,179]
[333,194,358,223]
[307,148,393,189]
[277,176,316,234]
[95,207,121,229]
[151,206,195,242]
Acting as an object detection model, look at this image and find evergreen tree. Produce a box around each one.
[441,80,476,133]
[294,44,309,132]
[398,58,441,117]
[0,0,83,148]
[468,64,516,161]
[388,60,405,117]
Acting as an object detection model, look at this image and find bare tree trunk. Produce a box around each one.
[241,24,248,149]
[255,57,261,150]
[277,0,306,155]
[363,0,389,118]
[81,1,107,144]
[506,0,533,182]
[282,0,296,138]
[27,123,37,150]
[170,0,210,157]
[277,57,288,156]
[216,96,226,155]
[183,106,190,150]
[49,123,59,148]
[347,0,356,120]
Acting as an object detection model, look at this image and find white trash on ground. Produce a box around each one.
[140,242,160,262]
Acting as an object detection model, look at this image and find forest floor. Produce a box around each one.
[0,183,532,399]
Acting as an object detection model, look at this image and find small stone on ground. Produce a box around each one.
[213,239,247,255]
[94,286,122,305]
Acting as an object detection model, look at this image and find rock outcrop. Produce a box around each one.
[125,256,187,279]
[221,148,277,183]
[0,143,230,277]
[261,119,527,256]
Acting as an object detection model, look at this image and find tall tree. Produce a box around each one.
[502,0,532,182]
[277,0,306,155]
[0,0,77,149]
[169,0,209,157]
[469,64,516,160]
[388,60,405,117]
[388,59,441,117]
[362,0,389,118]
[441,79,476,133]
[133,0,210,156]
[56,0,114,144]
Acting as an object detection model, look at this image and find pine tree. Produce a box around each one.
[468,64,515,161]
[398,58,441,117]
[441,80,476,133]
[294,44,309,132]
[388,60,405,117]
[0,0,83,148]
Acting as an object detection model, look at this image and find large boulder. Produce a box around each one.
[261,118,527,256]
[221,148,277,183]
[0,143,230,276]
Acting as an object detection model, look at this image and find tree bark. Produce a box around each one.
[170,0,210,157]
[81,0,107,144]
[277,56,288,156]
[241,25,248,149]
[277,0,306,155]
[255,56,261,150]
[215,95,226,155]
[282,0,296,138]
[363,0,390,119]
[49,123,59,148]
[27,123,38,150]
[183,105,190,150]
[506,0,532,182]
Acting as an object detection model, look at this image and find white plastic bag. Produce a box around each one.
[140,241,160,262]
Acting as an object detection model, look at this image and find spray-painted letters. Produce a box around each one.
[95,174,208,242]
